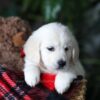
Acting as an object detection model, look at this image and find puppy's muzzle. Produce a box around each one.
[58,60,66,69]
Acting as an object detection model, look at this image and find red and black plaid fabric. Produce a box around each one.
[0,65,55,100]
[0,64,84,100]
[0,64,32,100]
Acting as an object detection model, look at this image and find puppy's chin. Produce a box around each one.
[40,65,63,74]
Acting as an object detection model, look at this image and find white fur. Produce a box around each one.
[55,71,76,94]
[23,60,40,86]
[23,22,85,94]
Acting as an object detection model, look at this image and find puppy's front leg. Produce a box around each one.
[23,60,40,87]
[55,71,76,94]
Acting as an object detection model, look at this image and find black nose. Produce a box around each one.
[58,60,66,68]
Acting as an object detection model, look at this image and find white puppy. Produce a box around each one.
[23,23,85,94]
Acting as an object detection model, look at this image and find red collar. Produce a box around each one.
[41,73,56,91]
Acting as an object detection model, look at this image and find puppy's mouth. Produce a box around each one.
[57,66,64,70]
[40,64,64,70]
[56,66,65,70]
[39,61,64,73]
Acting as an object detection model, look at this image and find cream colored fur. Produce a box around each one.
[23,23,85,94]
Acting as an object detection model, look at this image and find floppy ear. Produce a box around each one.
[24,32,41,65]
[71,41,79,65]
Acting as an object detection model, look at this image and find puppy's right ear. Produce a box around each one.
[70,39,79,65]
[24,33,40,65]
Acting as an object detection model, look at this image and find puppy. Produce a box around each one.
[23,23,85,94]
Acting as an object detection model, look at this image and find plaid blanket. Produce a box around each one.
[0,64,32,100]
[0,65,59,100]
[0,64,84,100]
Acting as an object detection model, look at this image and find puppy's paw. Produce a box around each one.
[55,72,76,94]
[24,70,40,87]
[55,75,70,94]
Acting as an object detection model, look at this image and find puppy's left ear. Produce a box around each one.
[71,41,79,65]
[24,32,41,65]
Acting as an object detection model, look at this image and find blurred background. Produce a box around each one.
[0,0,100,100]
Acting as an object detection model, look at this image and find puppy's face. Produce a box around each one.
[40,32,72,72]
[38,23,79,73]
[24,23,79,73]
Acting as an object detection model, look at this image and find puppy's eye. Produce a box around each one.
[65,47,69,51]
[47,47,55,51]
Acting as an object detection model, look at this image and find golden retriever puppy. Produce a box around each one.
[23,23,85,94]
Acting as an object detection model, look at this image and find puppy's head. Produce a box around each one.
[24,23,79,73]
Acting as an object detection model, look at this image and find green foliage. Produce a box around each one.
[0,0,90,25]
[42,0,63,22]
[19,0,91,28]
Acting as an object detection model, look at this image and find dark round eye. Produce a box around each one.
[47,47,55,51]
[65,47,69,51]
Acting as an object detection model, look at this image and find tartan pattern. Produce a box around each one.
[0,64,85,100]
[0,65,31,100]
